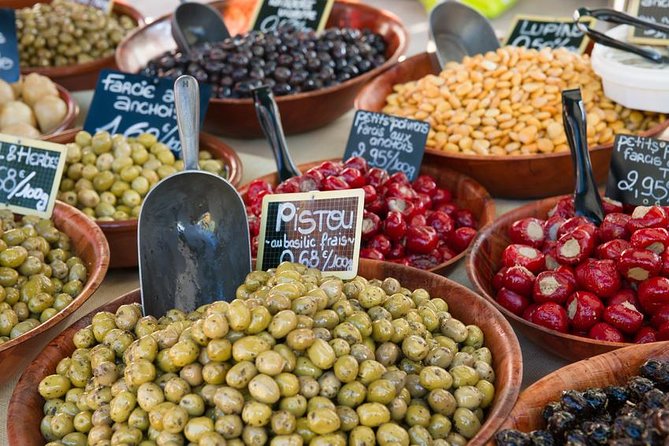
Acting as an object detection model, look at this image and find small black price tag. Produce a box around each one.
[256,189,364,279]
[250,0,335,32]
[0,9,20,83]
[628,0,669,45]
[606,134,669,206]
[71,0,113,13]
[343,110,429,182]
[505,15,595,53]
[0,135,66,218]
[83,70,213,156]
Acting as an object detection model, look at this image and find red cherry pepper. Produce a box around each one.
[427,211,455,237]
[637,276,669,314]
[251,236,258,257]
[501,244,546,273]
[522,303,540,321]
[509,217,546,248]
[544,215,566,241]
[387,171,410,185]
[386,197,416,221]
[547,196,575,218]
[432,188,452,206]
[304,166,325,186]
[630,227,669,254]
[588,322,625,342]
[407,250,443,269]
[248,215,260,237]
[366,198,387,216]
[384,182,417,201]
[448,227,477,253]
[657,321,669,341]
[603,302,644,334]
[415,194,432,214]
[661,250,669,276]
[566,291,604,332]
[599,213,631,242]
[366,167,389,188]
[496,287,530,316]
[387,242,406,260]
[651,305,669,329]
[275,177,301,194]
[361,211,381,240]
[343,156,368,174]
[555,265,577,288]
[502,265,536,296]
[383,211,407,241]
[366,234,392,256]
[362,185,378,204]
[248,190,270,216]
[575,259,621,298]
[412,175,438,196]
[438,245,457,262]
[298,175,320,192]
[406,226,439,254]
[555,228,595,265]
[340,167,366,188]
[245,179,273,205]
[360,248,384,260]
[617,248,662,282]
[601,197,624,214]
[542,242,558,270]
[532,271,574,304]
[436,203,458,217]
[634,326,657,344]
[316,160,342,178]
[595,239,630,261]
[607,289,641,310]
[493,267,509,291]
[410,214,427,227]
[321,176,350,191]
[454,209,477,229]
[531,302,569,333]
[627,205,668,232]
[557,217,596,239]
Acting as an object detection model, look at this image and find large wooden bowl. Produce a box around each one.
[47,129,243,268]
[13,1,145,91]
[355,52,669,199]
[489,341,669,443]
[467,195,634,362]
[239,159,496,274]
[0,202,109,379]
[8,259,522,446]
[115,0,408,138]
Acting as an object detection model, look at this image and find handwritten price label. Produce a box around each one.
[628,0,669,44]
[0,135,66,218]
[505,15,595,53]
[0,9,20,83]
[250,0,334,32]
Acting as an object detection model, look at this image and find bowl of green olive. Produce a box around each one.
[13,0,145,91]
[0,201,109,379]
[9,260,522,446]
[47,128,243,268]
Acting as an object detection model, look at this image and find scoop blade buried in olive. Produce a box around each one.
[138,75,250,317]
[429,1,499,66]
[171,1,231,54]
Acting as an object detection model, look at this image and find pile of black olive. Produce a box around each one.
[496,359,669,446]
[141,25,387,99]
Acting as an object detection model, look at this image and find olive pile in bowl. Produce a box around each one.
[36,262,497,445]
[141,25,387,99]
[0,209,87,343]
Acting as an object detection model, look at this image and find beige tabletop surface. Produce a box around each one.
[1,0,615,443]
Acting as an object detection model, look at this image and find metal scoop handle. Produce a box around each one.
[174,75,200,170]
[252,86,301,182]
[562,88,604,225]
[574,7,669,64]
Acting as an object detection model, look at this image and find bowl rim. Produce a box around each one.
[19,2,145,77]
[8,259,523,446]
[355,50,669,162]
[114,0,409,106]
[466,195,631,348]
[238,158,496,273]
[0,201,110,356]
[41,83,79,138]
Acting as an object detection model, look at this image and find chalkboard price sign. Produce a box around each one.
[606,134,669,206]
[250,0,335,32]
[84,70,212,156]
[343,110,430,181]
[0,9,20,83]
[72,0,112,13]
[505,15,595,53]
[256,189,365,279]
[0,135,67,218]
[628,0,669,45]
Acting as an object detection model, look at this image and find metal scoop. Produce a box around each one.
[562,88,604,225]
[172,1,231,54]
[138,75,251,317]
[429,1,500,66]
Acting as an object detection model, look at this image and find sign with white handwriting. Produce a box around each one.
[256,189,364,279]
[0,9,20,83]
[250,0,334,32]
[84,70,212,155]
[72,0,113,13]
[505,15,595,53]
[0,134,66,218]
[628,0,669,45]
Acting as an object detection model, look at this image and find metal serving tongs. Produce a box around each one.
[574,7,669,64]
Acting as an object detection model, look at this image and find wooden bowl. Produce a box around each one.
[14,1,145,91]
[47,129,243,268]
[238,159,496,274]
[490,341,669,443]
[8,259,522,446]
[467,195,635,362]
[355,52,669,199]
[0,202,109,379]
[115,0,408,138]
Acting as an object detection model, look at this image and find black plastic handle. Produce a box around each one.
[562,89,604,225]
[574,8,669,64]
[252,86,301,182]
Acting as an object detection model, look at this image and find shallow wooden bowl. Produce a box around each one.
[489,341,669,443]
[14,1,145,91]
[355,52,669,199]
[115,0,408,138]
[238,159,496,274]
[467,195,634,362]
[47,129,243,268]
[8,259,522,446]
[0,202,109,379]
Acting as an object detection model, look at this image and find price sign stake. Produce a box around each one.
[250,0,335,32]
[0,134,67,218]
[628,0,669,45]
[606,134,669,206]
[343,110,429,181]
[256,189,365,279]
[505,15,595,53]
[0,9,20,83]
[84,70,212,155]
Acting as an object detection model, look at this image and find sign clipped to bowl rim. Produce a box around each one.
[0,134,67,219]
[627,0,669,45]
[256,189,365,279]
[0,9,20,83]
[505,14,596,53]
[250,0,335,32]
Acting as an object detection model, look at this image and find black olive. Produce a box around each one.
[627,376,655,402]
[605,386,630,411]
[582,388,608,414]
[613,415,645,440]
[653,409,669,434]
[582,421,611,445]
[641,388,666,411]
[542,402,563,422]
[641,359,669,389]
[561,390,590,416]
[564,429,587,446]
[495,429,531,446]
[547,411,576,435]
[528,430,555,446]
